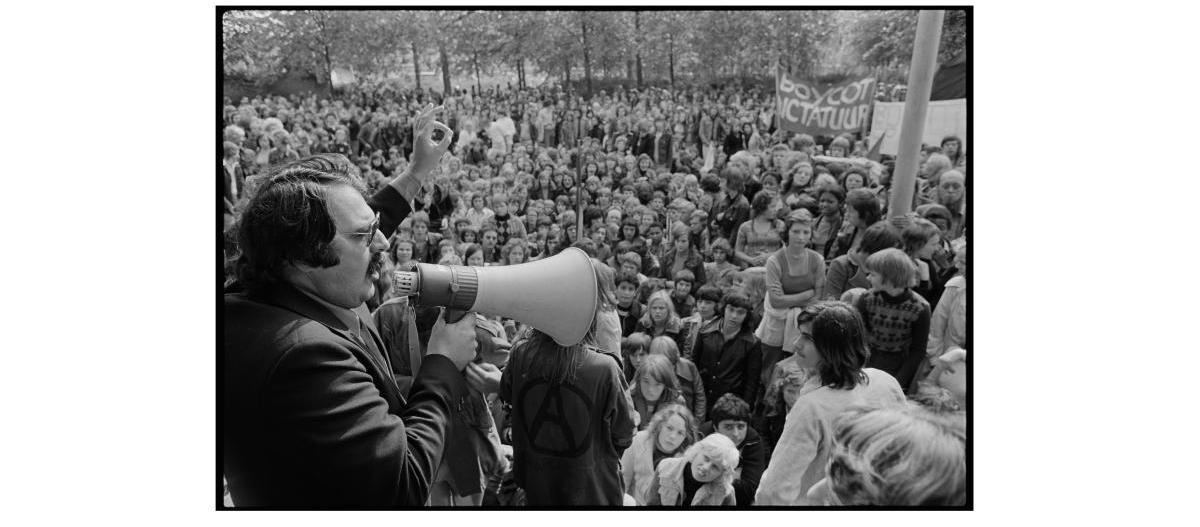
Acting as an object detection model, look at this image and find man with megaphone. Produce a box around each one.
[223,105,482,508]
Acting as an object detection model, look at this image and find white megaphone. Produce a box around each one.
[392,247,598,346]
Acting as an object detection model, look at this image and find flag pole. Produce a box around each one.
[575,137,584,243]
[889,10,944,218]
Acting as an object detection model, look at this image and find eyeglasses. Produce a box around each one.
[346,212,381,246]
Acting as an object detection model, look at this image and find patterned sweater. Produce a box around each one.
[854,289,931,389]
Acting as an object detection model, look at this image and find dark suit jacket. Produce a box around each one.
[651,133,673,166]
[223,184,469,508]
[634,133,655,159]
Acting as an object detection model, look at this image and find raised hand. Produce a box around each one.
[409,104,453,183]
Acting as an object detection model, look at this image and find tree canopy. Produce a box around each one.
[223,9,968,92]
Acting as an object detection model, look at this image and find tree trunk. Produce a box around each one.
[314,13,334,88]
[634,12,643,88]
[474,50,482,95]
[668,34,675,91]
[626,60,633,81]
[324,44,333,88]
[411,41,421,91]
[439,41,451,96]
[581,15,593,98]
[564,55,571,89]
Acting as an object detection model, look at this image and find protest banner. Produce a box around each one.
[775,71,876,136]
[868,99,967,156]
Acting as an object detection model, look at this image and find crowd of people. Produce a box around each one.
[222,79,968,508]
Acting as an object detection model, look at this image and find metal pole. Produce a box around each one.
[889,10,944,218]
[575,138,585,241]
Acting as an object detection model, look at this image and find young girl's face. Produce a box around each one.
[818,193,840,216]
[943,140,960,157]
[462,231,477,243]
[793,168,813,187]
[638,371,663,401]
[691,451,726,483]
[845,173,865,190]
[866,267,888,291]
[509,244,527,264]
[787,222,812,248]
[673,280,691,296]
[467,251,485,267]
[413,222,428,238]
[395,243,413,262]
[656,414,687,454]
[649,299,669,323]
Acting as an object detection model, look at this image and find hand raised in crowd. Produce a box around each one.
[425,308,479,371]
[409,104,453,183]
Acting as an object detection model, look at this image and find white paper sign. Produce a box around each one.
[870,99,967,156]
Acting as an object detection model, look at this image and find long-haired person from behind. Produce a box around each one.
[754,301,906,506]
[498,258,636,506]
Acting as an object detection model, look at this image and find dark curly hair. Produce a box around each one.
[235,154,365,292]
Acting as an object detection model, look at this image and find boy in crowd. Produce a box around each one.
[615,271,645,337]
[682,284,724,362]
[480,226,503,264]
[855,248,931,391]
[693,291,762,412]
[670,269,697,319]
[699,394,765,506]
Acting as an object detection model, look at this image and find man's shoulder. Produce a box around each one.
[225,293,344,349]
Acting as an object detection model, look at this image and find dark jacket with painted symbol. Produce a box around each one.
[500,342,636,506]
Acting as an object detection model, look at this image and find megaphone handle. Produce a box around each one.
[443,308,469,324]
